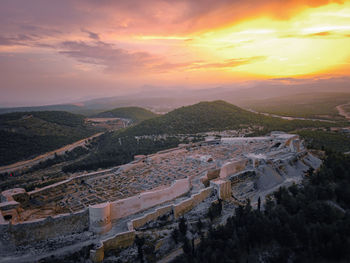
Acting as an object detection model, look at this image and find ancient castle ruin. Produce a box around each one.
[0,132,321,262]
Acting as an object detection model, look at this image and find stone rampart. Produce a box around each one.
[219,159,248,179]
[0,209,89,247]
[89,202,112,234]
[173,187,213,218]
[90,230,136,263]
[130,205,173,230]
[109,178,190,221]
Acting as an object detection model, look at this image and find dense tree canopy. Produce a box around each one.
[174,151,350,263]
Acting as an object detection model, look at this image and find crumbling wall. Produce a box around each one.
[90,231,136,263]
[131,205,173,230]
[110,178,190,221]
[210,180,231,200]
[200,169,220,187]
[0,209,89,247]
[28,168,114,198]
[173,187,213,218]
[219,159,248,179]
[102,230,135,251]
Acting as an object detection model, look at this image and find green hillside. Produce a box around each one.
[95,107,158,123]
[63,101,337,172]
[122,100,335,136]
[0,111,99,166]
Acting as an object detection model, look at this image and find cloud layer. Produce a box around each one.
[0,0,349,106]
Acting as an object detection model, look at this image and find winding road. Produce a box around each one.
[0,132,103,174]
[246,109,335,123]
[336,103,350,121]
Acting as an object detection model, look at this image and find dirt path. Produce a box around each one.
[336,103,350,121]
[0,132,103,174]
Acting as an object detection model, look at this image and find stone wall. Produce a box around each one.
[0,209,89,248]
[173,187,213,218]
[210,180,231,200]
[200,169,220,187]
[89,202,112,234]
[219,159,248,179]
[90,231,136,263]
[130,205,173,230]
[28,168,115,197]
[90,186,214,262]
[102,230,136,251]
[109,178,190,221]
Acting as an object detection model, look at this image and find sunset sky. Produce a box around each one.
[1,0,350,106]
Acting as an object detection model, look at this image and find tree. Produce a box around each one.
[179,217,187,236]
[258,196,261,211]
[197,218,203,233]
[182,237,192,258]
[172,228,179,244]
[134,235,145,263]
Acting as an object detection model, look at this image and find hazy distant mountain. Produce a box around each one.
[0,104,82,115]
[1,78,349,116]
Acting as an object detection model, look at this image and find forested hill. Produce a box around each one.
[95,107,158,123]
[0,111,99,165]
[120,100,334,136]
[61,101,337,173]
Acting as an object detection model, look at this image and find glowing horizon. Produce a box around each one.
[1,0,350,106]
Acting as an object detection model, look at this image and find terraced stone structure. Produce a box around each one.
[0,132,321,262]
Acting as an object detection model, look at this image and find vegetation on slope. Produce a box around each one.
[245,92,350,120]
[122,100,335,136]
[174,151,350,263]
[296,129,350,153]
[62,101,337,173]
[0,111,99,165]
[62,133,184,173]
[95,106,158,123]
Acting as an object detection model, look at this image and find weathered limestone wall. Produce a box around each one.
[219,159,248,179]
[200,169,220,187]
[102,230,136,251]
[210,180,232,200]
[90,231,136,263]
[131,205,173,230]
[173,187,213,218]
[0,209,89,248]
[89,202,112,234]
[173,198,193,219]
[90,242,105,263]
[110,178,190,221]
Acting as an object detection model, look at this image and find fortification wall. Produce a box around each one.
[90,187,213,262]
[102,230,136,251]
[110,178,190,221]
[210,180,231,200]
[89,202,111,234]
[129,186,213,230]
[131,205,173,230]
[219,159,248,179]
[0,209,88,247]
[173,187,213,218]
[90,230,136,263]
